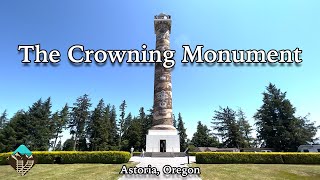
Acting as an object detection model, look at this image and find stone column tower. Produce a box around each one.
[151,13,176,131]
[146,13,180,153]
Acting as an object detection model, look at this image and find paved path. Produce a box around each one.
[119,156,201,180]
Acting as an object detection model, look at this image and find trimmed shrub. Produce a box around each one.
[196,152,284,164]
[196,152,320,164]
[0,151,130,165]
[0,152,10,165]
[282,153,320,164]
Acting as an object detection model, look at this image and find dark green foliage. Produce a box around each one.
[0,151,130,165]
[118,100,127,148]
[177,113,187,152]
[140,108,153,149]
[237,109,253,148]
[69,94,91,151]
[187,144,197,152]
[282,153,320,164]
[108,105,119,148]
[191,121,219,147]
[0,97,162,153]
[87,99,110,151]
[254,83,319,151]
[0,152,10,165]
[173,113,177,128]
[196,152,320,164]
[212,107,243,148]
[196,152,284,164]
[1,83,317,155]
[0,110,8,129]
[0,99,70,153]
[122,117,142,151]
[0,118,18,152]
[0,98,56,152]
[52,104,69,150]
[26,98,54,151]
[63,139,75,151]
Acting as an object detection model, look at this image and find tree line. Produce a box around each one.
[190,83,319,152]
[0,95,188,153]
[0,83,319,153]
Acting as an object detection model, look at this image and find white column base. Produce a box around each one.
[146,129,180,152]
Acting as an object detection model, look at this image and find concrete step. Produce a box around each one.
[151,152,174,157]
[146,152,186,157]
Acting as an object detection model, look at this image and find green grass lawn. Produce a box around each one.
[0,163,135,180]
[2,163,320,180]
[193,164,320,180]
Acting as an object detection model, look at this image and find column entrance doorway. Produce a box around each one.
[160,140,166,152]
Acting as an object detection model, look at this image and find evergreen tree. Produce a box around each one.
[140,107,152,149]
[52,104,69,150]
[0,110,8,129]
[0,110,34,152]
[108,105,119,149]
[122,116,142,151]
[173,113,177,128]
[237,108,253,148]
[87,99,108,151]
[177,113,187,152]
[191,121,218,147]
[119,112,133,150]
[0,111,24,152]
[254,83,319,151]
[123,113,133,134]
[118,100,127,148]
[69,94,91,151]
[62,138,74,151]
[98,103,111,150]
[26,98,54,150]
[212,106,243,148]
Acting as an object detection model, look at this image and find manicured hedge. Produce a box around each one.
[0,151,130,165]
[282,153,320,164]
[196,152,320,164]
[0,152,10,165]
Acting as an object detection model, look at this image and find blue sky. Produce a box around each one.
[1,0,319,143]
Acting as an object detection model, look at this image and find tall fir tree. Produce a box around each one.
[69,94,91,151]
[140,107,152,149]
[122,115,142,151]
[237,108,253,148]
[191,121,218,147]
[27,98,54,150]
[254,83,319,151]
[173,113,177,128]
[108,105,119,149]
[177,113,187,152]
[0,111,26,152]
[212,106,243,148]
[118,100,127,148]
[87,99,109,151]
[52,104,69,150]
[120,112,133,150]
[123,113,133,134]
[0,110,8,129]
[99,103,111,150]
